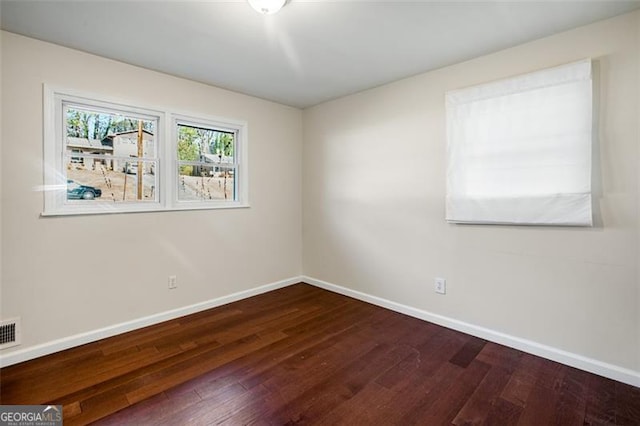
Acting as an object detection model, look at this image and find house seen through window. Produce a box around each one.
[64,105,158,203]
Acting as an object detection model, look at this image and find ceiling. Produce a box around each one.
[2,0,639,108]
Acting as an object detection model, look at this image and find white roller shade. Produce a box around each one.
[445,59,593,226]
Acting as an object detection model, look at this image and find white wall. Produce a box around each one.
[637,13,640,377]
[0,32,302,357]
[303,11,640,374]
[2,11,639,382]
[0,30,3,325]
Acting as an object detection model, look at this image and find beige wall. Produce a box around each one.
[303,12,640,372]
[637,11,640,375]
[0,30,3,323]
[0,32,302,353]
[2,11,639,377]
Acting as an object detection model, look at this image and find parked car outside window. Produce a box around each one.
[67,179,102,200]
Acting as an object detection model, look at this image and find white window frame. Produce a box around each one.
[42,86,249,216]
[170,114,248,210]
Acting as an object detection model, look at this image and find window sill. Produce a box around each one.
[41,203,251,217]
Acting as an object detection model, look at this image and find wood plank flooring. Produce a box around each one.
[1,283,639,425]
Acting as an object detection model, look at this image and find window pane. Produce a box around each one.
[177,124,235,163]
[176,122,237,203]
[66,158,158,202]
[65,105,157,160]
[178,164,235,201]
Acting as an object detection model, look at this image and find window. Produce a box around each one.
[445,59,593,226]
[174,117,240,205]
[43,87,248,215]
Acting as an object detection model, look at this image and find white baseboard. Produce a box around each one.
[0,276,302,368]
[302,275,640,388]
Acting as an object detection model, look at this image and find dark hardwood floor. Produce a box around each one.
[1,283,639,425]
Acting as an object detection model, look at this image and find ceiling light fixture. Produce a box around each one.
[248,0,287,15]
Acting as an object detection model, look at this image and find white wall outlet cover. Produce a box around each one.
[435,277,446,294]
[168,275,177,289]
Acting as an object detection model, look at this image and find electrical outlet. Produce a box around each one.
[168,275,177,289]
[435,277,446,294]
